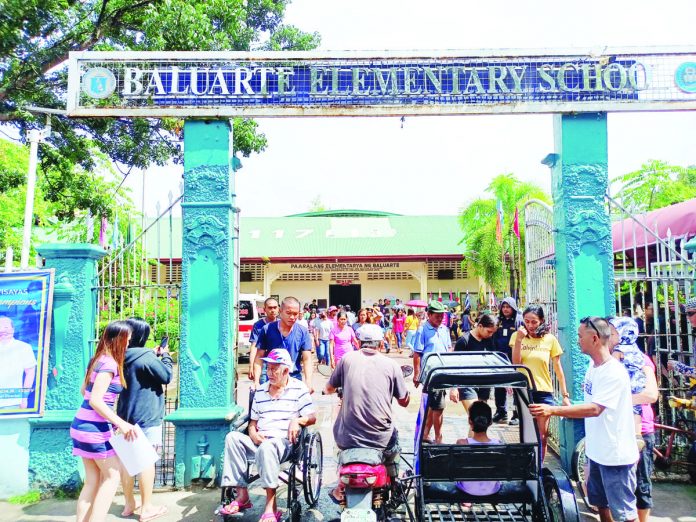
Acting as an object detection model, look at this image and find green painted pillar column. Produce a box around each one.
[551,113,614,471]
[28,244,106,493]
[167,120,242,486]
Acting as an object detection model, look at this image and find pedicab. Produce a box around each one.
[413,351,579,522]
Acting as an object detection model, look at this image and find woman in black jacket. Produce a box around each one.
[117,317,173,522]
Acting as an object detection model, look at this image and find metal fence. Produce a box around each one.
[92,191,183,487]
[524,194,696,470]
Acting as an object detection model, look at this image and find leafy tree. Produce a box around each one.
[308,195,329,212]
[0,0,320,215]
[611,160,696,214]
[0,138,136,265]
[459,173,550,296]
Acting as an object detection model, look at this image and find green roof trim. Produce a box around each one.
[286,209,402,218]
[146,214,464,260]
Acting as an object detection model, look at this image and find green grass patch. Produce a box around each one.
[7,490,41,505]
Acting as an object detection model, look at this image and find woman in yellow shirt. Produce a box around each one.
[511,304,571,460]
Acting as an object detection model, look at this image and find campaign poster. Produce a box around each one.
[0,270,54,418]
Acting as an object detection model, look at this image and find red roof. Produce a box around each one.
[612,198,696,251]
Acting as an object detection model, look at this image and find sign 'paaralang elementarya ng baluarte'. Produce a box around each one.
[67,48,696,117]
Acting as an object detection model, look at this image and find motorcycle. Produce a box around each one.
[330,365,415,522]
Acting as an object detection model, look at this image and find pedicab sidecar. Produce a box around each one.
[413,351,579,522]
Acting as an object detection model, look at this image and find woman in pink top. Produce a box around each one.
[329,311,360,368]
[392,309,406,353]
[71,321,138,522]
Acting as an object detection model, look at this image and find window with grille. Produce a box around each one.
[427,261,467,279]
[367,271,414,280]
[277,272,323,281]
[149,262,182,283]
[240,263,264,281]
[330,272,359,281]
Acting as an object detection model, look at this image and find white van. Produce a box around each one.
[237,293,267,359]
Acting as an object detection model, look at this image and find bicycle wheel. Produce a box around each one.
[571,438,597,513]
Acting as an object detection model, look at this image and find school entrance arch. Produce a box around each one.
[31,47,696,488]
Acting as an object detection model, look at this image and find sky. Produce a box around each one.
[117,0,696,217]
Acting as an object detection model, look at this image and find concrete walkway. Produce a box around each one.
[3,351,696,521]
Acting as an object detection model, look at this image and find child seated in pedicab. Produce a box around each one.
[455,401,502,498]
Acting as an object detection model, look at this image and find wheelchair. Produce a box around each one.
[220,391,323,522]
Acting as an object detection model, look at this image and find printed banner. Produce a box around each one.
[0,270,54,418]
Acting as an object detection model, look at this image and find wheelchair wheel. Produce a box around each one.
[542,467,580,522]
[302,430,323,507]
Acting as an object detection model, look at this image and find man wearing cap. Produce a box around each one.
[325,324,410,503]
[327,305,339,327]
[221,349,316,519]
[413,300,452,443]
[254,296,314,392]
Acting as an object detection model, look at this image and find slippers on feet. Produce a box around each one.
[258,513,278,522]
[140,506,168,522]
[328,489,344,505]
[122,506,140,517]
[220,500,253,516]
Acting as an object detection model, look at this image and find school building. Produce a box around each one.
[148,210,480,311]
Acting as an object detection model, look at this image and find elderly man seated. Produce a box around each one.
[220,349,316,522]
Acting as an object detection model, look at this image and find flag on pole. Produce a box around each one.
[495,212,503,244]
[99,217,107,248]
[449,291,453,301]
[513,207,520,239]
[464,291,471,310]
[496,199,504,226]
[489,290,497,310]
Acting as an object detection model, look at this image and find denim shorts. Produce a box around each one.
[635,433,655,509]
[458,387,491,401]
[530,391,554,406]
[587,459,638,521]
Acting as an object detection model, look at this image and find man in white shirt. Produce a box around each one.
[0,316,37,409]
[530,316,638,522]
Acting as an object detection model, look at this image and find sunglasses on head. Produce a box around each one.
[579,316,601,336]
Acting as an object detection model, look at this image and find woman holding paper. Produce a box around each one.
[117,317,172,522]
[70,321,137,522]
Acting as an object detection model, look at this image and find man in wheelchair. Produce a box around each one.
[221,349,316,521]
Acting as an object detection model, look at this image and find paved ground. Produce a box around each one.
[3,351,696,521]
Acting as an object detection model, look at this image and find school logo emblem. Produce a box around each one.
[82,68,116,99]
[675,62,696,93]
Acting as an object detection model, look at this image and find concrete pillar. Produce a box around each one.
[166,120,242,486]
[419,262,428,300]
[551,113,614,471]
[28,244,106,493]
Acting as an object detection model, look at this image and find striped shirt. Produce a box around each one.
[71,355,123,459]
[251,378,314,439]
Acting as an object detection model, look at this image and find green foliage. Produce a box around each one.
[7,490,41,505]
[611,160,696,214]
[459,173,550,294]
[308,195,329,212]
[0,138,136,266]
[0,0,320,212]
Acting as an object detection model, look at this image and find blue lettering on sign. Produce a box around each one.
[115,58,646,107]
[675,62,696,93]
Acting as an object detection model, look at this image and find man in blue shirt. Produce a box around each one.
[412,300,452,443]
[255,296,314,392]
[249,297,279,383]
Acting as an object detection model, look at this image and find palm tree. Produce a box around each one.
[459,173,550,300]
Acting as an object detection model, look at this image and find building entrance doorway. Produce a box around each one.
[329,284,361,312]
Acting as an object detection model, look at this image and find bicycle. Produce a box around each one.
[652,397,696,484]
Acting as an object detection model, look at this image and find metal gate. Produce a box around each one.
[523,199,561,452]
[524,195,696,467]
[92,193,183,487]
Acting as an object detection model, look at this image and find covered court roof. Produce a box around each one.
[148,212,464,261]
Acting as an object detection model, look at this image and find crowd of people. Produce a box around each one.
[69,293,696,522]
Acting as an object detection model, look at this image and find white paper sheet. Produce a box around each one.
[109,424,160,476]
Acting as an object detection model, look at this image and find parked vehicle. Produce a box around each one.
[237,293,266,360]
